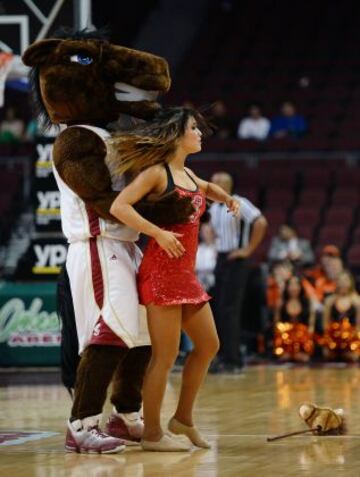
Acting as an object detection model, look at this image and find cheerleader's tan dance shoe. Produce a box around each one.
[168,417,211,449]
[141,433,191,452]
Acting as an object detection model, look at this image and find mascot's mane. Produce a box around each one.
[29,27,110,130]
[52,26,110,41]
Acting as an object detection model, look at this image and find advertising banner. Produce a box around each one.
[14,238,67,280]
[0,282,61,366]
[33,137,61,232]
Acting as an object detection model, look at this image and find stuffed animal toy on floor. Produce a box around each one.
[299,403,346,435]
[267,403,346,442]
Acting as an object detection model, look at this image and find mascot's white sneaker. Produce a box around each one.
[65,414,125,454]
[105,408,143,445]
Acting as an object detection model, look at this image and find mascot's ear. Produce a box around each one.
[22,39,61,66]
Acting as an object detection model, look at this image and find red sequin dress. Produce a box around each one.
[137,165,211,306]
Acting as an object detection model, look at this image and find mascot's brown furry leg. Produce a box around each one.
[71,345,128,420]
[110,346,151,413]
[65,344,129,453]
[70,344,152,445]
[71,345,151,419]
[104,346,151,443]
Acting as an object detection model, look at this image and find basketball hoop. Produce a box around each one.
[0,52,14,108]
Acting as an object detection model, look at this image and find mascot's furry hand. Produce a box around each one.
[135,190,195,225]
[299,403,346,435]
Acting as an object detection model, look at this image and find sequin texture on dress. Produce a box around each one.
[137,184,211,306]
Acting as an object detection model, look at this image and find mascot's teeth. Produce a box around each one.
[114,82,158,102]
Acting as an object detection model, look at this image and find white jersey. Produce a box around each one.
[52,125,138,243]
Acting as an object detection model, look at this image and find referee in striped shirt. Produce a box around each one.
[209,172,267,372]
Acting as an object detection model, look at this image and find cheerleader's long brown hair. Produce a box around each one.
[107,106,212,177]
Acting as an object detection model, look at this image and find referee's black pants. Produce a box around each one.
[214,253,249,365]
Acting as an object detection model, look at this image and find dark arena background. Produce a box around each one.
[1,0,360,475]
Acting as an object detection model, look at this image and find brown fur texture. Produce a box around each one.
[111,346,152,413]
[23,35,194,224]
[22,38,171,123]
[71,345,151,419]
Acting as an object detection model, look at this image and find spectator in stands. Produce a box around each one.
[273,275,315,362]
[265,260,294,356]
[304,245,344,306]
[0,107,24,143]
[211,100,234,139]
[25,115,59,141]
[237,103,270,141]
[268,224,314,267]
[267,260,294,312]
[196,223,217,293]
[209,171,268,372]
[322,270,360,362]
[269,101,307,138]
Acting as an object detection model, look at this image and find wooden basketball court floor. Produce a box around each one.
[1,365,360,477]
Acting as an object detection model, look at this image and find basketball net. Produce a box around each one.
[0,52,14,108]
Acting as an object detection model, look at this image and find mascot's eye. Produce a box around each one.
[70,54,93,65]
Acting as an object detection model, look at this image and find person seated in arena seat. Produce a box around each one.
[269,100,307,139]
[196,223,217,294]
[211,100,235,139]
[303,245,344,307]
[273,275,315,363]
[237,102,270,141]
[0,106,24,143]
[268,225,314,268]
[267,260,294,312]
[320,270,360,362]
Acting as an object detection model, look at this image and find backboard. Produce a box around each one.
[0,0,77,80]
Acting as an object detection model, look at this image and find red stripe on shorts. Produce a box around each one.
[89,237,104,309]
[86,207,127,348]
[86,205,101,237]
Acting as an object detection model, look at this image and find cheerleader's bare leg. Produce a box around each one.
[172,303,219,435]
[142,304,182,442]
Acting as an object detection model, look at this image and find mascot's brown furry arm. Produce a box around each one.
[22,28,193,452]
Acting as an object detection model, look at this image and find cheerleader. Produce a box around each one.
[274,275,315,362]
[109,107,240,451]
[322,270,360,361]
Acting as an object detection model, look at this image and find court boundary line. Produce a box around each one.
[0,430,59,447]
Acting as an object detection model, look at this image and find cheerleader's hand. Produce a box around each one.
[154,229,185,258]
[225,197,241,217]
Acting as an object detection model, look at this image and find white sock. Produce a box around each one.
[82,413,102,430]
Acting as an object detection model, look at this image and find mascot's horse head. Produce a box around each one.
[22,28,171,126]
